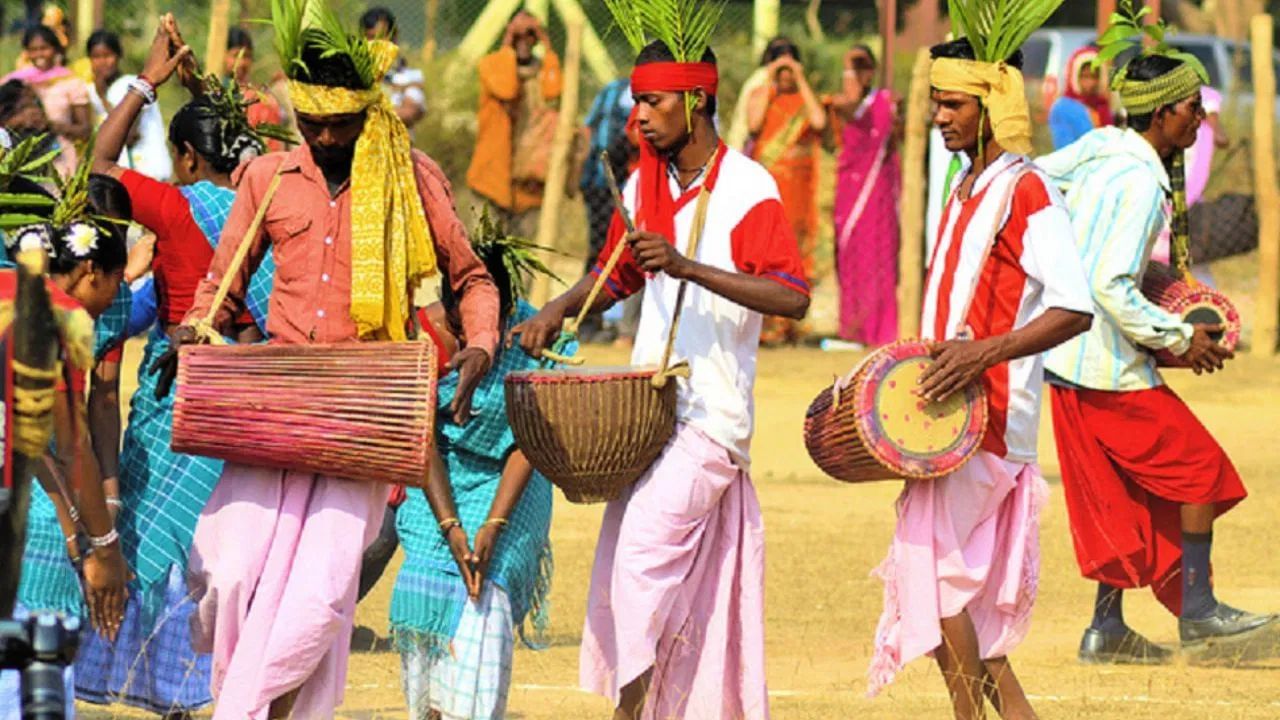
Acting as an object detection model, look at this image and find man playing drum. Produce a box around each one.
[865,34,1094,718]
[161,2,500,716]
[1038,9,1277,664]
[512,8,810,718]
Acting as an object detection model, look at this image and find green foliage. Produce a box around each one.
[1094,0,1211,83]
[470,205,564,309]
[269,0,377,87]
[202,72,297,148]
[948,0,1066,64]
[0,133,58,190]
[602,0,728,63]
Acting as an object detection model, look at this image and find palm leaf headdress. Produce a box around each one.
[271,0,379,89]
[0,133,58,230]
[604,0,728,124]
[470,205,562,313]
[1093,0,1209,82]
[947,0,1066,64]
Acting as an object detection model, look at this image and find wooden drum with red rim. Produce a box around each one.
[1142,265,1241,367]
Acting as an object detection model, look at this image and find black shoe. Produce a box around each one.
[1179,603,1276,644]
[1078,626,1173,665]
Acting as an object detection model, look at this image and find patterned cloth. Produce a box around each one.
[401,584,515,720]
[1039,127,1195,391]
[75,567,214,713]
[179,181,274,333]
[15,482,83,617]
[391,302,556,656]
[93,282,132,361]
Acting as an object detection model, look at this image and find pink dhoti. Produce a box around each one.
[187,463,385,719]
[580,424,769,720]
[867,451,1048,697]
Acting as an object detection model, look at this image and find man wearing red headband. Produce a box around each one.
[513,40,809,720]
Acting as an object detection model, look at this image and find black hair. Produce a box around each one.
[441,248,515,322]
[24,174,129,275]
[761,36,800,66]
[360,7,396,34]
[22,25,64,55]
[1122,54,1187,132]
[929,38,1024,70]
[86,29,122,58]
[168,96,262,174]
[227,26,254,51]
[635,40,719,118]
[852,43,877,67]
[296,37,367,90]
[0,80,29,124]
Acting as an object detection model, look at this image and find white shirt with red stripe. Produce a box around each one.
[923,153,1092,464]
[592,143,810,468]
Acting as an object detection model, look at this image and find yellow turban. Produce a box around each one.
[929,57,1033,156]
[288,39,437,341]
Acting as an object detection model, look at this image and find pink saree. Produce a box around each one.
[834,89,900,346]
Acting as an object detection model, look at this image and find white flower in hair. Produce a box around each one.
[63,222,99,258]
[13,224,53,254]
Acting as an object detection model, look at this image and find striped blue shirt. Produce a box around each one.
[1038,127,1193,391]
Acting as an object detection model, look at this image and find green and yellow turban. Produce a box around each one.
[288,39,438,341]
[1112,61,1204,116]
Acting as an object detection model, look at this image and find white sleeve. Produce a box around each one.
[1020,201,1094,316]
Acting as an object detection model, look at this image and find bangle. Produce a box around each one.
[127,76,157,105]
[106,497,123,508]
[89,528,119,548]
[482,518,508,530]
[438,518,461,536]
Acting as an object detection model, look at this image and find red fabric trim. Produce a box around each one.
[415,308,453,374]
[1050,384,1246,615]
[730,198,809,296]
[630,62,719,96]
[932,181,995,339]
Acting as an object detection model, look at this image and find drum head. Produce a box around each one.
[854,343,987,479]
[1184,306,1225,342]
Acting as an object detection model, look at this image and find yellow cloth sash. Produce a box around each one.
[929,58,1033,156]
[287,40,437,341]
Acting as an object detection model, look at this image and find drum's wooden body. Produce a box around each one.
[1142,265,1241,368]
[172,342,438,486]
[804,341,988,484]
[506,366,676,504]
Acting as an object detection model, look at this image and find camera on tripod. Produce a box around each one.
[0,612,79,720]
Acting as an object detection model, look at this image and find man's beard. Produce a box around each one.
[309,143,356,174]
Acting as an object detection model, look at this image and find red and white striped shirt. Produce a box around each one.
[923,153,1092,463]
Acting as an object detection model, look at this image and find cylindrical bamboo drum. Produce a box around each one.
[1142,264,1241,367]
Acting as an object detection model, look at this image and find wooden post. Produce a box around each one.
[420,0,439,65]
[75,0,93,50]
[457,0,523,62]
[550,0,620,85]
[524,0,549,23]
[206,0,232,83]
[897,48,931,340]
[531,18,583,307]
[753,0,780,60]
[1096,0,1116,39]
[805,0,825,43]
[880,0,896,90]
[1251,13,1279,356]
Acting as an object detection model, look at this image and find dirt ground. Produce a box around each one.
[82,336,1280,720]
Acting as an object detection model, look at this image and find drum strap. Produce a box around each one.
[652,185,711,389]
[191,165,287,345]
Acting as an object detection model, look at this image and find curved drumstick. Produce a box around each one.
[563,153,634,339]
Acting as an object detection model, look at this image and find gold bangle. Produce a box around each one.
[437,517,459,530]
[438,518,462,537]
[482,518,508,529]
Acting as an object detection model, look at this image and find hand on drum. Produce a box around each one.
[445,525,480,598]
[150,324,202,400]
[507,302,567,359]
[918,338,998,403]
[1182,323,1234,375]
[447,347,493,425]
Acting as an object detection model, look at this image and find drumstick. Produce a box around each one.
[564,155,633,340]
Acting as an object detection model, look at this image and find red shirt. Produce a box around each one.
[119,170,219,325]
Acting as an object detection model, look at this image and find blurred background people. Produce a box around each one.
[1049,45,1114,150]
[361,6,427,131]
[86,30,172,181]
[4,24,91,177]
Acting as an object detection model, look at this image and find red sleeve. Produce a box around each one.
[589,210,645,300]
[729,198,811,295]
[118,169,186,239]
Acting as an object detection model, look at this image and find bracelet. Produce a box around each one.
[481,518,508,530]
[127,76,157,105]
[89,528,119,548]
[105,497,123,508]
[438,518,462,536]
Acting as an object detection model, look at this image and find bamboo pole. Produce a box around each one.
[457,0,523,61]
[897,48,931,340]
[420,0,439,65]
[550,0,620,85]
[74,0,93,50]
[880,0,896,90]
[805,0,825,43]
[206,0,232,84]
[531,18,583,307]
[1096,0,1116,40]
[753,0,780,60]
[1251,13,1279,356]
[524,0,549,23]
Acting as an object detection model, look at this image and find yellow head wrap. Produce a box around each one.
[287,39,437,341]
[929,57,1033,156]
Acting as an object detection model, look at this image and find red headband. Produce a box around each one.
[630,62,719,96]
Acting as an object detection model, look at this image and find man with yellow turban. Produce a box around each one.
[865,34,1094,719]
[169,1,500,716]
[1040,3,1278,668]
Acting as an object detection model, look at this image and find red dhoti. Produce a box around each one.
[1049,384,1246,615]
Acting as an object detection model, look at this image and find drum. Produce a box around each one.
[172,341,438,486]
[506,365,677,504]
[803,340,988,483]
[1142,264,1241,367]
